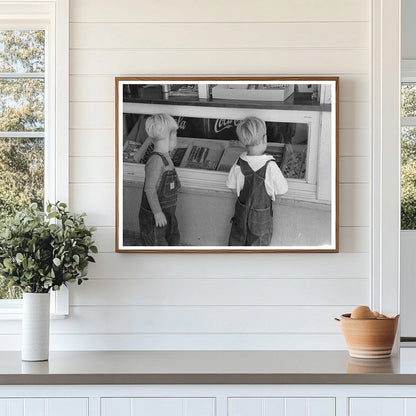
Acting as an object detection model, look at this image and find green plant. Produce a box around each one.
[401,127,416,230]
[0,202,97,293]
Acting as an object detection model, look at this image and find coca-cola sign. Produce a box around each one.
[213,119,239,134]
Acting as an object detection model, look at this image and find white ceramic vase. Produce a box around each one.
[22,292,50,361]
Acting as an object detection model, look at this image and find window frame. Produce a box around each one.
[0,0,69,316]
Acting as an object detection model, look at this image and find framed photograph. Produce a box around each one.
[115,77,339,253]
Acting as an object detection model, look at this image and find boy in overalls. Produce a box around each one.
[226,116,288,246]
[138,113,181,246]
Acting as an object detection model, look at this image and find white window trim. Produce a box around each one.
[0,0,69,317]
[371,0,401,324]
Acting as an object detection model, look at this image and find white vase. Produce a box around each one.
[22,292,50,361]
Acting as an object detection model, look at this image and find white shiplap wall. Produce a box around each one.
[51,0,371,350]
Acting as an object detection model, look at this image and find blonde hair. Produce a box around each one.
[236,116,267,146]
[145,113,178,141]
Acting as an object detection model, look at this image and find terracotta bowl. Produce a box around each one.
[347,357,395,373]
[337,313,399,359]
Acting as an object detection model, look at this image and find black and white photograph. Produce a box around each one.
[116,77,338,252]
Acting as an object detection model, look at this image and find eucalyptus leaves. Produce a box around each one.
[0,202,97,293]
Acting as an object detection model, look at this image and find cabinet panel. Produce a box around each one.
[0,398,87,416]
[308,398,336,416]
[405,398,416,414]
[6,400,23,416]
[24,400,45,416]
[285,398,307,416]
[185,398,215,416]
[101,398,215,416]
[101,398,131,416]
[349,398,405,416]
[47,398,88,416]
[228,398,334,416]
[228,398,263,416]
[350,398,416,416]
[131,398,183,416]
[264,399,285,415]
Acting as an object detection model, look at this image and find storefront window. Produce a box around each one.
[123,112,309,179]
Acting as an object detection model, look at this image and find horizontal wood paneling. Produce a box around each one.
[70,0,369,23]
[339,129,369,157]
[91,226,368,254]
[339,157,369,183]
[0,305,354,335]
[70,22,368,50]
[70,49,368,76]
[69,129,115,157]
[69,74,369,103]
[70,103,114,129]
[0,333,347,350]
[70,278,368,306]
[56,305,353,334]
[70,157,114,183]
[70,76,115,102]
[59,0,373,351]
[339,184,369,227]
[339,227,369,253]
[69,183,114,226]
[85,253,369,279]
[90,227,115,253]
[339,102,369,129]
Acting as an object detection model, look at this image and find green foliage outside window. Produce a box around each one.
[0,30,45,299]
[401,128,416,229]
[401,84,416,230]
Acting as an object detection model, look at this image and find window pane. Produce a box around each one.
[401,127,416,230]
[0,137,44,215]
[0,284,22,300]
[0,78,44,131]
[0,30,45,73]
[0,137,43,299]
[401,83,416,117]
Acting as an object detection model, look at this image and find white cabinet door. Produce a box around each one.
[0,398,88,416]
[350,398,416,416]
[101,398,215,416]
[228,398,335,416]
[350,398,404,416]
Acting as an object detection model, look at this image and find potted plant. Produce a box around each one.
[0,202,97,361]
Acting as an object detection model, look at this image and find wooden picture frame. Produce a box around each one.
[115,77,339,253]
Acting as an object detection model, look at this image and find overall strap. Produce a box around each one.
[256,159,276,178]
[149,152,170,167]
[237,158,254,177]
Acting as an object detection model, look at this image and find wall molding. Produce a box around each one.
[371,0,401,315]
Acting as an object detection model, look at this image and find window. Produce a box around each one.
[0,0,69,314]
[0,29,45,300]
[401,74,416,230]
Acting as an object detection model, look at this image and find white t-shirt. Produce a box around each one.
[226,152,288,201]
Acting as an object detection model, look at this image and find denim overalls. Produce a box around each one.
[228,158,275,246]
[139,152,181,246]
